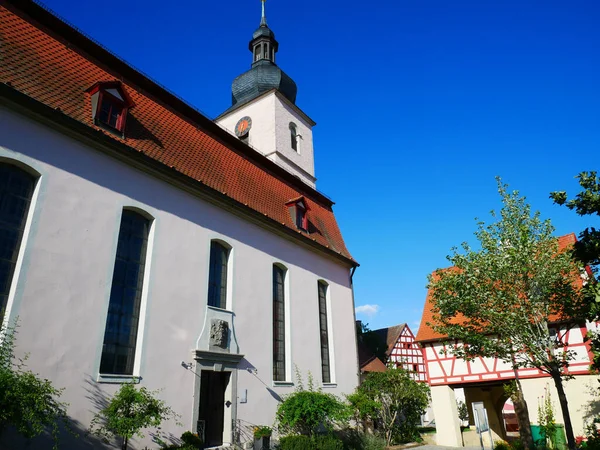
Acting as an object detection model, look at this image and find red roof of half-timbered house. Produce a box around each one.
[416,233,581,343]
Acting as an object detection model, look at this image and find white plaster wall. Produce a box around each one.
[217,92,316,188]
[0,106,359,449]
[521,374,600,437]
[273,96,315,178]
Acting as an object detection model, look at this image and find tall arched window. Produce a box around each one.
[0,162,36,322]
[208,241,230,309]
[273,264,287,381]
[100,209,152,375]
[289,123,298,152]
[317,281,331,383]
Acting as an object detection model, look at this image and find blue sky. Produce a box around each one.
[42,0,599,332]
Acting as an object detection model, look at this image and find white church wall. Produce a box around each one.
[273,95,315,178]
[216,93,276,157]
[217,92,317,189]
[0,106,358,448]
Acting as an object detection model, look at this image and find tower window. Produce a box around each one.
[86,81,135,134]
[289,122,298,152]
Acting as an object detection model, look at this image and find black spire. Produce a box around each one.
[249,0,278,66]
[227,0,297,108]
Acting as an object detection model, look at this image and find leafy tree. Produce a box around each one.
[551,171,600,370]
[89,382,180,450]
[550,171,600,274]
[353,366,430,445]
[427,178,586,450]
[0,321,71,450]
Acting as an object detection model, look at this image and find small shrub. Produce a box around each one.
[180,431,203,448]
[510,440,525,450]
[360,433,387,450]
[254,425,273,438]
[279,435,314,450]
[313,434,343,450]
[493,440,511,450]
[276,370,347,436]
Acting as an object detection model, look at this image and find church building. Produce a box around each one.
[0,1,359,448]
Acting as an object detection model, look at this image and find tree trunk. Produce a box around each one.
[511,361,534,450]
[122,436,128,450]
[512,387,533,449]
[550,371,576,450]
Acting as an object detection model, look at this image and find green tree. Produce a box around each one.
[89,382,180,450]
[428,178,585,450]
[0,321,71,450]
[550,171,600,274]
[551,171,600,370]
[354,366,430,445]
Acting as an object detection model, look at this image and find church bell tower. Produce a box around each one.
[216,0,317,188]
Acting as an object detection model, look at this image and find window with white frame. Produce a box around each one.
[100,209,152,375]
[273,264,287,381]
[207,240,230,309]
[318,280,331,383]
[0,162,37,323]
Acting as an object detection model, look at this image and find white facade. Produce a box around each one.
[0,106,358,449]
[217,91,317,188]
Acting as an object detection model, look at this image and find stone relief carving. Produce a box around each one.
[209,319,229,349]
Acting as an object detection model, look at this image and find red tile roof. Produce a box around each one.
[416,233,580,342]
[0,2,356,265]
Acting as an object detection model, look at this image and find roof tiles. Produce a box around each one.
[0,3,355,264]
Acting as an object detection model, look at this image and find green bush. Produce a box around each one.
[313,434,344,450]
[279,435,314,450]
[510,440,525,450]
[276,390,347,436]
[493,440,511,450]
[359,433,387,450]
[180,431,203,448]
[330,429,386,450]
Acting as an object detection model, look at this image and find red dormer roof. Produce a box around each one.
[0,2,356,266]
[416,233,581,343]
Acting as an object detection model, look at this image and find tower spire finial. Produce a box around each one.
[260,0,267,27]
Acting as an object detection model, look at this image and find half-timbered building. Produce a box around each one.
[416,233,597,446]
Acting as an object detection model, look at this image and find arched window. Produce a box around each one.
[100,209,152,375]
[208,241,230,309]
[289,122,298,152]
[317,280,331,383]
[273,264,287,381]
[0,162,36,322]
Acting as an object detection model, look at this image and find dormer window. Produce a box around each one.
[86,82,134,134]
[285,197,309,231]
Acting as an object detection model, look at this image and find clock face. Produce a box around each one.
[235,116,252,137]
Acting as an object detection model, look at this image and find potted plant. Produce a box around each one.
[253,425,272,450]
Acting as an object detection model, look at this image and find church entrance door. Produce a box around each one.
[198,370,231,447]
